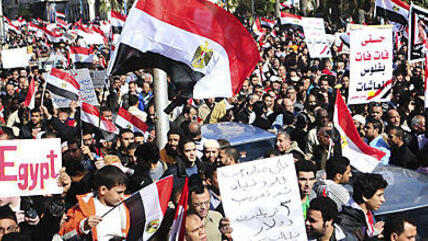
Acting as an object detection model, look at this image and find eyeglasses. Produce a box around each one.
[0,225,18,234]
[192,200,210,208]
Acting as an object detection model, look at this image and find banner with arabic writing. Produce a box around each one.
[348,25,393,105]
[217,155,307,241]
[408,4,428,63]
[302,17,331,58]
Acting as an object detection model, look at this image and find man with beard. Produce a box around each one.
[19,108,46,139]
[387,126,418,170]
[306,197,357,241]
[160,128,181,164]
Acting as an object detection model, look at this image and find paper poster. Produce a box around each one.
[302,17,331,58]
[218,155,307,241]
[408,4,428,62]
[1,47,30,69]
[348,25,393,104]
[0,138,63,197]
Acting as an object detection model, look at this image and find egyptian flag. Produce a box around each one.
[56,17,69,29]
[43,27,66,43]
[23,78,37,109]
[252,18,265,37]
[108,0,259,99]
[280,0,294,9]
[77,25,104,45]
[115,107,148,134]
[279,12,303,30]
[69,46,94,64]
[81,102,119,134]
[375,0,409,26]
[110,10,127,34]
[46,68,80,101]
[125,176,173,241]
[333,89,386,173]
[168,178,188,241]
[5,21,20,34]
[56,11,66,21]
[260,17,276,29]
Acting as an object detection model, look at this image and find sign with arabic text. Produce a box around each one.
[302,17,331,58]
[349,25,393,104]
[408,4,428,62]
[218,155,307,241]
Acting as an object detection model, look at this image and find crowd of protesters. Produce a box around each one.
[0,3,424,241]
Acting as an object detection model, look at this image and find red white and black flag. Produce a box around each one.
[56,11,66,20]
[81,102,119,134]
[46,68,80,101]
[168,178,188,241]
[23,78,37,109]
[125,176,174,241]
[69,46,94,64]
[260,17,276,29]
[115,107,148,134]
[110,10,127,34]
[279,12,303,30]
[333,89,386,173]
[108,0,259,99]
[375,0,409,26]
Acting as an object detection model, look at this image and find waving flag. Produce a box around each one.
[108,0,259,99]
[81,102,119,134]
[333,89,386,173]
[279,12,303,30]
[110,10,127,34]
[168,178,188,241]
[125,176,174,241]
[77,25,105,45]
[56,17,69,29]
[46,68,80,101]
[252,18,265,37]
[260,17,276,29]
[69,46,94,64]
[56,11,66,20]
[43,27,67,43]
[375,0,409,25]
[23,78,37,109]
[115,107,148,134]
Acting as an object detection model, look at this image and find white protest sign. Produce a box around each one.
[349,25,393,104]
[0,138,63,197]
[302,17,331,58]
[89,70,107,88]
[51,68,99,108]
[1,47,30,69]
[218,155,307,241]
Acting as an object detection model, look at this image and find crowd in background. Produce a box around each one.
[0,4,423,241]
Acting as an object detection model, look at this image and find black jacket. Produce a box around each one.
[389,144,419,170]
[337,206,367,241]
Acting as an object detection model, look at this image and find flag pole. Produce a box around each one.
[153,68,170,150]
[41,82,47,107]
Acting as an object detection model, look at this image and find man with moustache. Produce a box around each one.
[160,128,181,164]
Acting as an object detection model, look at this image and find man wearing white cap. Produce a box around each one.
[202,139,220,164]
[352,114,366,138]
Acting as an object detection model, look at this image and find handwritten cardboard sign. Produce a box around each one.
[348,25,393,104]
[302,17,331,58]
[51,68,99,108]
[0,138,63,197]
[89,70,107,89]
[1,47,30,69]
[218,155,307,241]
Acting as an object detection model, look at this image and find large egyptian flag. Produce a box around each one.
[46,68,80,101]
[168,178,188,241]
[333,89,386,173]
[108,0,259,99]
[115,107,148,134]
[375,0,409,26]
[125,176,174,241]
[81,102,119,134]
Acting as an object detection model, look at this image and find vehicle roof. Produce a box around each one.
[374,165,428,215]
[201,122,276,146]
